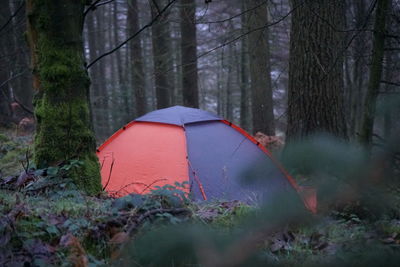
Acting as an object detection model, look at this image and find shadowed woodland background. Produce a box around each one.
[2,0,399,141]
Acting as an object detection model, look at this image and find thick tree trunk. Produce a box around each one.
[286,0,347,141]
[180,0,199,108]
[128,0,147,116]
[151,0,171,109]
[247,0,275,135]
[358,0,389,147]
[26,0,101,195]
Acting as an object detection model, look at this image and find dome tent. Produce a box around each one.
[96,106,315,211]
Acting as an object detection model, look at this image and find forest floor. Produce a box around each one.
[1,130,400,266]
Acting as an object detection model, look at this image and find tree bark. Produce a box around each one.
[150,0,171,109]
[26,0,102,195]
[286,0,347,141]
[128,0,147,116]
[247,0,275,135]
[358,0,389,147]
[180,0,199,108]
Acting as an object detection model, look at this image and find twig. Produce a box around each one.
[195,0,268,24]
[139,178,168,194]
[150,0,161,15]
[95,0,115,8]
[0,1,24,33]
[102,156,115,190]
[13,96,34,115]
[83,0,102,18]
[0,70,27,89]
[20,149,30,173]
[380,80,400,87]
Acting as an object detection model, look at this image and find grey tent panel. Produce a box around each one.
[185,121,300,204]
[135,106,221,126]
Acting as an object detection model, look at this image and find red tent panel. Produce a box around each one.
[97,122,189,197]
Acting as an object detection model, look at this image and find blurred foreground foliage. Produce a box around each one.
[1,121,400,266]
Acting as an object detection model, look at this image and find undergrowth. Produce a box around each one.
[1,132,400,266]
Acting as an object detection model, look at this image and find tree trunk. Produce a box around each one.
[225,44,234,121]
[128,0,147,116]
[0,2,13,127]
[26,0,102,195]
[350,1,367,138]
[94,8,109,141]
[240,1,251,132]
[247,0,275,135]
[286,0,347,141]
[86,12,102,139]
[151,0,171,109]
[358,0,389,147]
[180,0,199,108]
[9,1,34,111]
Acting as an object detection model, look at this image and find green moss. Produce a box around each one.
[30,0,101,195]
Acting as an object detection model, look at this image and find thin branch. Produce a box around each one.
[150,0,162,14]
[195,0,268,24]
[86,0,177,69]
[0,1,24,33]
[102,155,115,190]
[95,0,115,9]
[0,70,27,92]
[13,97,34,115]
[164,1,301,75]
[380,80,400,87]
[384,47,400,51]
[83,0,102,18]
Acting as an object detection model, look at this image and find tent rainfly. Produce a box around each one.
[97,106,316,212]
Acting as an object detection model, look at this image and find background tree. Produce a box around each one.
[128,0,147,116]
[26,0,101,195]
[0,3,13,127]
[246,0,275,135]
[239,0,251,132]
[151,0,172,108]
[180,0,199,108]
[359,0,389,148]
[286,0,347,141]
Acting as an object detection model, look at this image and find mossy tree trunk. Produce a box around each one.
[26,0,102,195]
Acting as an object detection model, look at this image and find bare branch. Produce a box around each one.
[380,80,400,87]
[0,1,24,33]
[83,0,106,18]
[86,0,177,69]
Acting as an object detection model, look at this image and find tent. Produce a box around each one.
[96,106,315,211]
